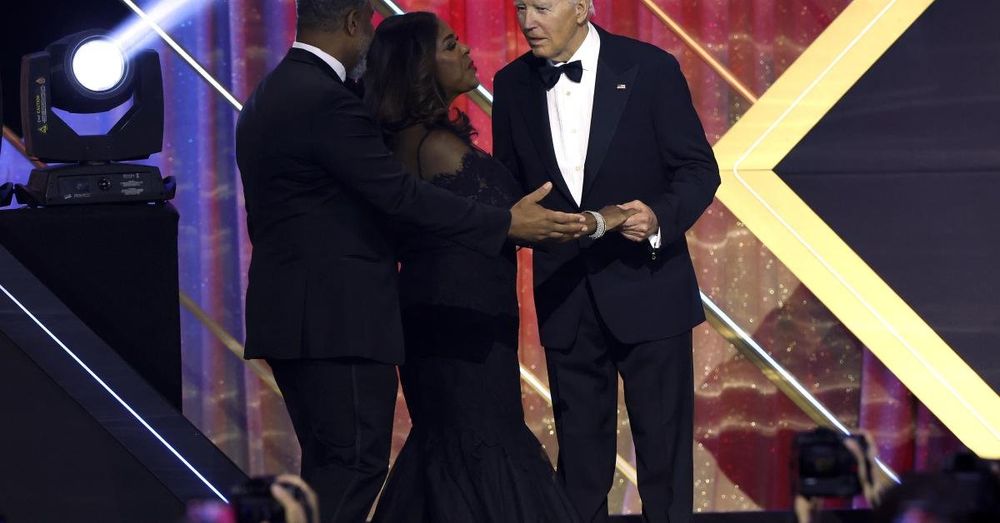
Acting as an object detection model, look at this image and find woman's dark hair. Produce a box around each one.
[363,12,475,145]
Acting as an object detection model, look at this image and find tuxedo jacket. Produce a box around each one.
[236,48,510,363]
[493,26,720,348]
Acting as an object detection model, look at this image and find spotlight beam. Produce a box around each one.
[116,0,243,111]
[113,0,199,51]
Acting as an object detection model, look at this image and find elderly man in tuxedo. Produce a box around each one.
[493,1,720,521]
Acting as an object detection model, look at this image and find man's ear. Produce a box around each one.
[344,8,361,36]
[575,0,589,23]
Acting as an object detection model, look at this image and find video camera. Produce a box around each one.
[186,475,315,523]
[794,427,871,498]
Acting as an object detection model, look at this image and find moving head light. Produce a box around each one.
[18,30,174,206]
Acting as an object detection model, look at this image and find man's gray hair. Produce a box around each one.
[296,0,367,31]
[572,0,596,18]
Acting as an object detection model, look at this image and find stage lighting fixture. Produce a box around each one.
[17,30,174,206]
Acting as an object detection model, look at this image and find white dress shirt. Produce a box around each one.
[292,41,347,82]
[546,23,598,207]
[546,24,661,248]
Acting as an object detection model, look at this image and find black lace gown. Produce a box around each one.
[371,147,580,523]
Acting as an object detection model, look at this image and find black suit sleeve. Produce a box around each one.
[648,55,720,246]
[310,92,511,256]
[492,74,523,188]
[492,74,542,250]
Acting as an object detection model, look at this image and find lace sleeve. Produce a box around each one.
[416,129,474,182]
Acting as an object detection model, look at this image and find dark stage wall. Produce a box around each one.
[777,0,1000,394]
[0,332,185,523]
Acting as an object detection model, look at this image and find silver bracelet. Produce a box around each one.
[583,210,606,239]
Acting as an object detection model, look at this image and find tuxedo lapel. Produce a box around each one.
[583,33,637,198]
[516,64,579,208]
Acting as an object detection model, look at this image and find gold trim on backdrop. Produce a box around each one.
[713,0,1000,457]
[714,0,931,168]
[518,355,640,485]
[178,292,281,396]
[372,0,403,17]
[704,292,900,484]
[636,0,758,104]
[466,89,494,117]
[2,125,46,169]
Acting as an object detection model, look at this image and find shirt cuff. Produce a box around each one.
[648,228,662,249]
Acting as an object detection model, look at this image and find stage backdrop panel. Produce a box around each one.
[777,0,1000,394]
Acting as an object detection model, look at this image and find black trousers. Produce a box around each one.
[545,289,694,523]
[268,358,398,523]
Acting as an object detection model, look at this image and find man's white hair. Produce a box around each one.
[516,0,595,18]
[560,0,596,18]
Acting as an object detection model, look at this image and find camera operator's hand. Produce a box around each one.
[794,495,821,523]
[267,474,318,523]
[843,431,889,508]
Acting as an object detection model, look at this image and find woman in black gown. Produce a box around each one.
[363,12,633,522]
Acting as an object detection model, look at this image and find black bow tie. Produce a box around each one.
[539,60,583,90]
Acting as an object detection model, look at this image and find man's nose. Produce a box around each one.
[521,10,537,30]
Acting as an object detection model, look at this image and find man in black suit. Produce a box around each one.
[493,1,720,522]
[235,1,586,521]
